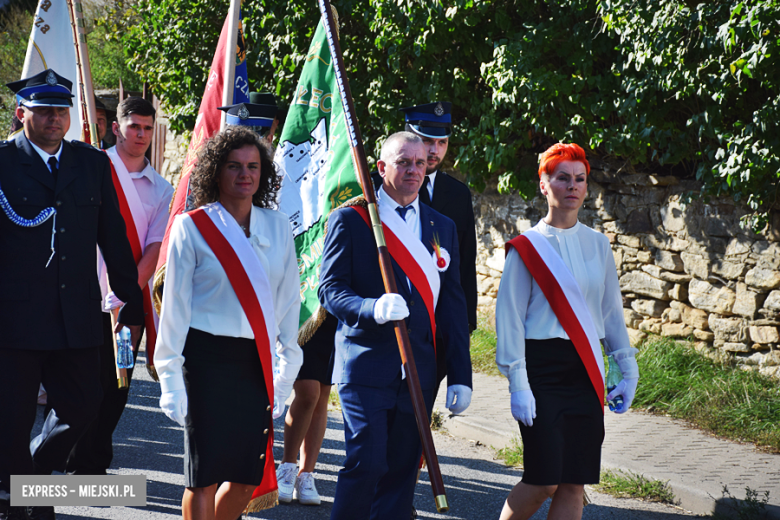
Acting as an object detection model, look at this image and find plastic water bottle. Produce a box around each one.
[606,355,623,412]
[116,327,134,369]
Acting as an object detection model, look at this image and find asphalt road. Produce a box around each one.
[32,354,706,519]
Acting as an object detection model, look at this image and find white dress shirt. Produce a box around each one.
[377,185,421,239]
[28,139,62,172]
[97,148,174,305]
[425,170,437,200]
[154,204,303,397]
[496,220,632,393]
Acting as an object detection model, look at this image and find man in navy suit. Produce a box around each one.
[319,132,472,520]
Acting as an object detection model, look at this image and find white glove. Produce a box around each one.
[160,389,187,427]
[272,393,290,420]
[606,378,638,414]
[103,291,124,311]
[373,293,409,325]
[446,384,472,414]
[511,389,536,427]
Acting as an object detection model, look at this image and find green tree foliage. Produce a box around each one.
[122,0,779,228]
[0,5,33,135]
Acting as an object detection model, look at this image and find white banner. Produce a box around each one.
[21,0,82,142]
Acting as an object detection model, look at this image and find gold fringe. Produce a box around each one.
[298,305,328,346]
[244,490,278,513]
[152,265,166,315]
[295,196,367,344]
[146,363,160,382]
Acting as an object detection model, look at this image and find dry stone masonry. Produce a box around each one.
[473,160,780,380]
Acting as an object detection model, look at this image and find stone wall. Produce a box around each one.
[473,162,780,379]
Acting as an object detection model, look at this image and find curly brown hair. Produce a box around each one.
[189,125,280,209]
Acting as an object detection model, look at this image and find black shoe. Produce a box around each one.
[26,507,54,520]
[0,500,29,520]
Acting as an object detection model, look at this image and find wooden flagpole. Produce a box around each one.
[317,0,449,512]
[220,0,241,131]
[66,0,99,147]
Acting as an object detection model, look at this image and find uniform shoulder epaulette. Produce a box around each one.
[69,140,108,156]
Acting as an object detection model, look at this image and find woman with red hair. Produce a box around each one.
[495,143,639,519]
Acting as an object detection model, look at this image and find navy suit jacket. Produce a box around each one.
[0,134,143,350]
[318,200,472,392]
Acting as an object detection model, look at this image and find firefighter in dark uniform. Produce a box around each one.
[0,69,143,520]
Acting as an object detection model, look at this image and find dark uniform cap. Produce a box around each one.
[400,101,452,138]
[94,96,116,118]
[218,92,279,129]
[6,69,74,108]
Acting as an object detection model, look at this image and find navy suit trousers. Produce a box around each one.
[331,376,434,520]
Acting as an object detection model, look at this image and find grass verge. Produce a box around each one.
[594,469,676,503]
[495,436,524,467]
[634,336,780,453]
[471,309,503,377]
[328,387,341,411]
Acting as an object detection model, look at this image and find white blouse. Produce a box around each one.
[154,204,302,398]
[496,220,633,393]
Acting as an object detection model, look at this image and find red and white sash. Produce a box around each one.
[188,203,278,505]
[506,230,606,408]
[351,204,440,353]
[101,147,158,368]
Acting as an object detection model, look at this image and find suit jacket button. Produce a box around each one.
[266,405,271,411]
[407,328,412,334]
[22,197,27,202]
[410,300,415,306]
[56,201,62,206]
[61,255,66,261]
[61,284,66,289]
[259,454,265,460]
[263,428,269,434]
[59,228,65,233]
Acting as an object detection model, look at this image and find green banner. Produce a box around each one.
[274,20,361,328]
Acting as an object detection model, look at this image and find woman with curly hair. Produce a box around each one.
[496,143,639,520]
[154,125,302,520]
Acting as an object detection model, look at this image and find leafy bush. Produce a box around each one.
[122,0,779,226]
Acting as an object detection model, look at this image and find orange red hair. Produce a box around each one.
[538,143,590,178]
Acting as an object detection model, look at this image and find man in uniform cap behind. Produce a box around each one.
[0,69,143,520]
[218,91,284,141]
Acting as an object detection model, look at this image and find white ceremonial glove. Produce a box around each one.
[446,385,472,415]
[159,389,187,427]
[373,293,409,325]
[103,291,124,312]
[272,393,290,420]
[511,389,536,427]
[606,378,638,414]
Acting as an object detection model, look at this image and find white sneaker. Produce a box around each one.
[294,472,321,505]
[276,462,297,503]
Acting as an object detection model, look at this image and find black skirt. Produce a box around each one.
[519,338,604,485]
[182,328,271,488]
[296,313,337,385]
